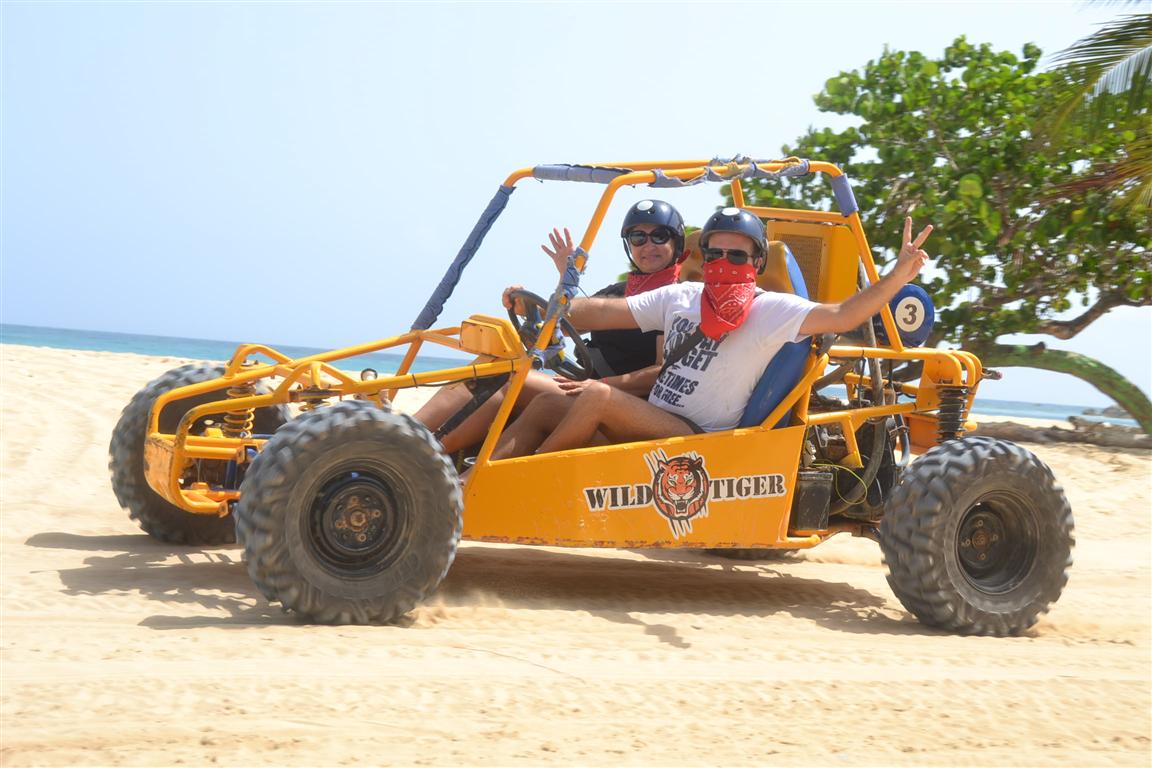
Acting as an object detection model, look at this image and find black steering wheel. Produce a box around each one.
[506,289,594,381]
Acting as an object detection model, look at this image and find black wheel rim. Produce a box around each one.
[308,468,411,579]
[955,492,1038,594]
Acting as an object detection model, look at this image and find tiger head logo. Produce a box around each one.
[645,450,710,538]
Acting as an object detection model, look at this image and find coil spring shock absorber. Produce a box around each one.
[222,380,257,438]
[937,385,970,443]
[222,361,259,438]
[298,387,332,412]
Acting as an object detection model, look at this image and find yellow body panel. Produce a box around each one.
[143,435,180,505]
[463,425,817,548]
[135,157,986,551]
[458,315,523,359]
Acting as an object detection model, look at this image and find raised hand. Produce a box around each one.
[894,217,933,283]
[541,227,575,274]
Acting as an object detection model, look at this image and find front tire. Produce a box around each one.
[235,401,462,624]
[879,437,1074,636]
[108,364,289,544]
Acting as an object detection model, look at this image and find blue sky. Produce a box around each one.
[2,0,1148,406]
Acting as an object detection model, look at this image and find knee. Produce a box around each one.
[569,381,613,417]
[582,380,613,402]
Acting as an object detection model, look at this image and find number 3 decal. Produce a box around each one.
[895,297,925,332]
[879,285,935,347]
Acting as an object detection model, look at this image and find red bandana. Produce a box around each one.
[625,261,681,297]
[701,260,758,340]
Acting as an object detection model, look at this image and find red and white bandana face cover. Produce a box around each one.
[625,261,681,297]
[701,259,758,340]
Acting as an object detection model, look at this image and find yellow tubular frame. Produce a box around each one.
[146,157,982,552]
[144,323,528,514]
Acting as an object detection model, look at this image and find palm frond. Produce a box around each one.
[1046,13,1152,132]
[1082,0,1147,10]
[1112,132,1152,208]
[1047,131,1152,210]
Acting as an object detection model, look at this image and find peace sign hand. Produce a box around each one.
[893,216,933,283]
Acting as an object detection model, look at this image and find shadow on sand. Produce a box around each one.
[25,531,929,638]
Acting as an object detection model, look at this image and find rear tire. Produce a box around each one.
[108,364,289,545]
[235,401,462,624]
[879,437,1074,636]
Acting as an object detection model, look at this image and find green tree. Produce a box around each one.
[735,37,1152,432]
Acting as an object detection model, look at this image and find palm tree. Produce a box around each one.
[1047,7,1152,209]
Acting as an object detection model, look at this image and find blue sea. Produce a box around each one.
[0,323,470,377]
[0,323,1139,427]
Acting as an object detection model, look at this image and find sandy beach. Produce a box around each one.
[2,343,1150,766]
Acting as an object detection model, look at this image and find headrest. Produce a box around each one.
[761,241,810,298]
[680,234,808,299]
[681,230,705,282]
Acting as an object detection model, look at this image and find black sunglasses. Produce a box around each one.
[702,247,753,265]
[624,228,673,247]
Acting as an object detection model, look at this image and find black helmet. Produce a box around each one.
[700,207,768,270]
[620,199,685,269]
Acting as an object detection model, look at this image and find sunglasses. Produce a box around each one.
[624,228,673,247]
[702,247,753,265]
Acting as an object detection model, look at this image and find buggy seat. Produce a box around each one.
[737,242,812,429]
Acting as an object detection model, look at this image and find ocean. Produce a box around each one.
[0,323,469,377]
[0,323,1138,427]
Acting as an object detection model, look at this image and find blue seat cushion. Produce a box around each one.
[738,339,811,428]
[738,243,811,429]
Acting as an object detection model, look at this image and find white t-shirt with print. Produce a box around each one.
[626,283,818,432]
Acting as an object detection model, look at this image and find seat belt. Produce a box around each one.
[584,344,617,379]
[432,373,510,442]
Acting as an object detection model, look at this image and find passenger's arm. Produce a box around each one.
[800,217,933,336]
[599,364,661,397]
[555,334,663,397]
[553,365,661,398]
[602,331,664,396]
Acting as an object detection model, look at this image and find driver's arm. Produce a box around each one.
[501,286,640,332]
[567,296,640,331]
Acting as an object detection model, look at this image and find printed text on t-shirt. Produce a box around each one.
[654,318,724,407]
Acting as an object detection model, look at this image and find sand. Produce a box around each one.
[2,343,1150,766]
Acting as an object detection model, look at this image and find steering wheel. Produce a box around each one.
[506,289,594,381]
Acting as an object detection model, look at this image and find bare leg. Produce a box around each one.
[412,382,470,432]
[489,382,695,460]
[488,392,573,460]
[413,371,567,454]
[536,381,696,454]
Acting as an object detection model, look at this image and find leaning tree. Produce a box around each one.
[734,37,1151,432]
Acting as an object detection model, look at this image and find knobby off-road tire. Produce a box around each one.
[879,437,1074,636]
[109,364,290,545]
[234,401,463,624]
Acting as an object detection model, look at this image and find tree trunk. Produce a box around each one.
[971,418,1151,449]
[967,341,1152,435]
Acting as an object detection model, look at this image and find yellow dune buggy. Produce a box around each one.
[109,156,1074,635]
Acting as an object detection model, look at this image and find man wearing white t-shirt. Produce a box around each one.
[489,207,933,459]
